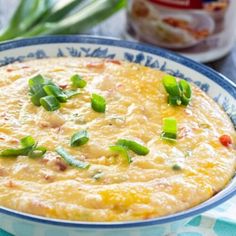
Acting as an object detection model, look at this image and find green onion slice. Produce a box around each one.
[179,79,192,105]
[168,96,182,106]
[40,96,61,111]
[29,74,81,111]
[70,74,87,88]
[30,84,44,95]
[162,74,180,97]
[20,136,35,148]
[30,87,47,106]
[0,136,46,158]
[109,145,131,163]
[161,118,177,141]
[64,90,80,98]
[28,74,45,87]
[28,146,47,158]
[70,130,89,147]
[116,139,149,156]
[172,164,182,171]
[43,85,67,103]
[56,147,90,169]
[91,93,106,113]
[162,74,192,106]
[0,147,32,157]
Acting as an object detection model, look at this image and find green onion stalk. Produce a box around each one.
[0,0,127,41]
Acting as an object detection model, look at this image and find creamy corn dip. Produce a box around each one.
[0,57,235,222]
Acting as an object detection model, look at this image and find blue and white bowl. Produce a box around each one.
[0,35,235,236]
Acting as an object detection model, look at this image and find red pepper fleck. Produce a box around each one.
[86,62,104,69]
[59,84,68,89]
[6,68,14,72]
[105,59,121,65]
[219,134,232,147]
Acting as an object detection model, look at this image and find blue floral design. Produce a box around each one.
[124,52,209,92]
[0,49,47,66]
[57,47,116,58]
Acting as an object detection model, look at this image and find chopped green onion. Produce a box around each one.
[0,136,46,158]
[28,74,81,111]
[172,164,182,171]
[28,74,45,87]
[43,84,67,102]
[161,118,177,141]
[0,147,32,157]
[116,139,149,156]
[56,147,90,169]
[40,95,61,111]
[91,93,106,113]
[109,145,131,163]
[162,74,180,97]
[70,74,87,88]
[20,136,36,148]
[179,79,192,105]
[168,96,182,106]
[0,0,126,41]
[162,74,192,106]
[64,90,80,98]
[30,87,47,106]
[70,130,89,147]
[30,84,44,95]
[28,146,47,158]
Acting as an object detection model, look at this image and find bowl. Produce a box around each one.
[0,35,235,236]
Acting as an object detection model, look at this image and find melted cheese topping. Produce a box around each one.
[0,58,235,222]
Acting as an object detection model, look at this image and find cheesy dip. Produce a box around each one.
[0,57,235,222]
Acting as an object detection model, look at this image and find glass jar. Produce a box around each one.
[126,0,236,62]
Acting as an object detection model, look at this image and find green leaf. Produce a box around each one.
[56,147,90,169]
[70,130,89,147]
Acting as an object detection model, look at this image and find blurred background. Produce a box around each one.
[0,0,235,82]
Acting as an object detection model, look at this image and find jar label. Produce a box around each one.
[148,0,203,9]
[127,0,235,62]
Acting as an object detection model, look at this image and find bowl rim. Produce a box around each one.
[0,35,235,229]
